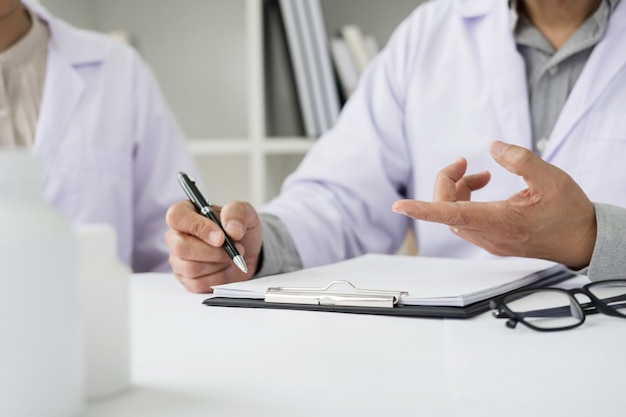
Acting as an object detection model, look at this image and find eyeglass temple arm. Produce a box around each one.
[495,295,626,319]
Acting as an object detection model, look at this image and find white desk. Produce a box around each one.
[86,273,625,417]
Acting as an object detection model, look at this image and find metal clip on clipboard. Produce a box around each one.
[265,280,408,308]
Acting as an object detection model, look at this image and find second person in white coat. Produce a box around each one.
[1,0,201,272]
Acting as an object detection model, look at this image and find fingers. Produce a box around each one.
[169,255,234,293]
[165,228,236,263]
[165,200,221,246]
[165,200,255,245]
[490,141,551,187]
[433,158,467,201]
[394,152,494,228]
[392,199,497,229]
[455,171,491,201]
[432,157,491,203]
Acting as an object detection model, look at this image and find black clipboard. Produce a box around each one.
[203,266,573,319]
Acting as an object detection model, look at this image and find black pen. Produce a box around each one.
[177,172,248,274]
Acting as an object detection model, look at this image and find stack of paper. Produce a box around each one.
[211,254,571,308]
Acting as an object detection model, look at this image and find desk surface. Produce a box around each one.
[86,273,625,417]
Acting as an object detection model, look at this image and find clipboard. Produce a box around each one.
[203,255,575,319]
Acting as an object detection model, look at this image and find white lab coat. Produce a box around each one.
[27,1,199,272]
[263,0,626,269]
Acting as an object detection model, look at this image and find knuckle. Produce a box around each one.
[508,146,536,171]
[165,204,179,228]
[185,282,208,294]
[224,200,248,221]
[440,206,469,227]
[435,170,448,183]
[178,275,211,294]
[180,261,201,278]
[165,201,190,228]
[169,233,193,259]
[190,218,213,242]
[174,266,227,294]
[163,228,174,245]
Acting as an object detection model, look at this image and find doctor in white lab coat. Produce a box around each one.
[165,0,626,293]
[1,1,200,272]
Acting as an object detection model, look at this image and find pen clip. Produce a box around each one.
[178,172,210,210]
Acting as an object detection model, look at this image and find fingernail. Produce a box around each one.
[226,221,244,237]
[208,231,221,246]
[491,141,507,155]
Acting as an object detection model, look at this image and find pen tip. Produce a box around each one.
[233,255,248,274]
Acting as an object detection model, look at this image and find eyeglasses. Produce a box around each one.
[489,280,626,331]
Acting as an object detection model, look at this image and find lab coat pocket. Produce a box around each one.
[579,111,626,205]
[588,111,626,141]
[45,145,133,222]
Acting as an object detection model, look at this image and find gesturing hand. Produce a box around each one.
[392,141,597,269]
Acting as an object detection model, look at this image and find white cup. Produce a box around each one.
[75,224,131,401]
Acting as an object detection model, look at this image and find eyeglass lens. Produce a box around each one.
[587,281,626,316]
[504,290,583,330]
[503,281,626,330]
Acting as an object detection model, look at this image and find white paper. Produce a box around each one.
[212,254,570,307]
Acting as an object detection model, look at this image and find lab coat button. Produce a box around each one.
[536,137,548,153]
[548,65,559,75]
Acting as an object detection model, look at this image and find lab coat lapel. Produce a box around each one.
[543,2,626,162]
[460,0,532,150]
[30,3,103,180]
[33,44,84,174]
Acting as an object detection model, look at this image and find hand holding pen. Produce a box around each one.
[177,172,249,274]
[167,172,264,293]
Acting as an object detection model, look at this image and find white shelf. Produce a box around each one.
[42,0,420,207]
[187,138,316,155]
[262,138,317,154]
[187,139,251,155]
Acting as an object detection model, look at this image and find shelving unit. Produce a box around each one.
[40,0,421,206]
[193,0,421,206]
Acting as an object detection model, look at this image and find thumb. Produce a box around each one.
[220,201,259,240]
[490,141,546,186]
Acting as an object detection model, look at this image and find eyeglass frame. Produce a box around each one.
[489,279,626,332]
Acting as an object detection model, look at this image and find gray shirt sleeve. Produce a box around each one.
[255,213,303,278]
[583,203,626,281]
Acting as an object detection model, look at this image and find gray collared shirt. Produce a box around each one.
[513,0,620,153]
[257,0,624,279]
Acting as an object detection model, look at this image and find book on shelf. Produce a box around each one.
[363,35,379,64]
[340,24,371,75]
[263,0,304,136]
[301,0,340,132]
[331,25,379,102]
[330,37,358,99]
[277,0,340,138]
